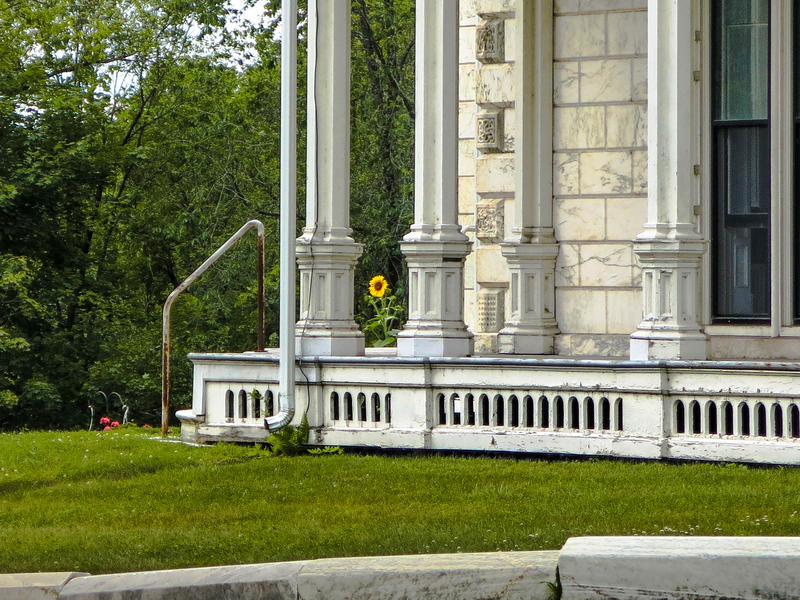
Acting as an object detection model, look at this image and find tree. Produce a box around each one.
[0,0,415,429]
[350,0,415,311]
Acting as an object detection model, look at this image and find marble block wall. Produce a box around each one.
[459,0,517,354]
[552,0,647,357]
[459,0,478,347]
[458,0,647,357]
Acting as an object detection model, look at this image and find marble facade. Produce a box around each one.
[461,0,648,358]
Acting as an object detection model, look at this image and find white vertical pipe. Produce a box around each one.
[274,0,297,430]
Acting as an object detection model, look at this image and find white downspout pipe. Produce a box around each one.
[266,0,297,431]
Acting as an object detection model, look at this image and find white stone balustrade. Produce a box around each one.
[180,352,800,465]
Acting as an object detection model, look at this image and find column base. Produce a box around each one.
[295,234,364,357]
[397,330,473,357]
[498,326,560,355]
[630,331,708,361]
[296,330,365,357]
[497,241,559,355]
[397,235,473,358]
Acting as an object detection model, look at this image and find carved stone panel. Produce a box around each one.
[477,288,505,333]
[476,109,503,153]
[476,198,505,243]
[476,18,504,63]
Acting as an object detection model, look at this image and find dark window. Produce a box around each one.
[467,394,476,425]
[569,397,579,429]
[226,390,234,420]
[692,401,702,434]
[600,398,610,431]
[331,392,340,420]
[707,402,718,435]
[372,393,381,421]
[239,390,248,419]
[712,0,770,321]
[723,402,733,435]
[555,397,564,428]
[675,400,685,434]
[358,393,367,422]
[756,403,767,436]
[345,393,353,421]
[509,396,519,427]
[525,396,535,428]
[537,396,548,428]
[451,394,461,425]
[795,5,800,321]
[740,403,750,436]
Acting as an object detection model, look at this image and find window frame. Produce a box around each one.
[700,0,797,334]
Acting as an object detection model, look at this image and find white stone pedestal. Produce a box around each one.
[397,238,473,357]
[497,242,559,354]
[629,238,707,361]
[295,236,365,356]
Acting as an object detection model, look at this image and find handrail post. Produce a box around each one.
[161,220,265,436]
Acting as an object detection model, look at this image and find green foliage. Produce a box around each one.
[545,573,563,600]
[267,414,310,456]
[6,432,800,573]
[0,389,17,410]
[350,0,415,317]
[0,0,414,430]
[0,0,295,429]
[307,445,343,455]
[362,291,405,347]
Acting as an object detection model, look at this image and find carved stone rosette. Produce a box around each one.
[476,198,505,243]
[476,109,503,153]
[476,18,505,63]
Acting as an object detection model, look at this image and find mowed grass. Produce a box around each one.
[2,430,800,574]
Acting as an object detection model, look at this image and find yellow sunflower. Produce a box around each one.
[368,275,389,298]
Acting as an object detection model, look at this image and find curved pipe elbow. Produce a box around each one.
[264,407,295,432]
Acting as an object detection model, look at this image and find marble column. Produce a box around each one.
[295,0,365,356]
[630,0,707,360]
[397,0,472,357]
[498,0,559,355]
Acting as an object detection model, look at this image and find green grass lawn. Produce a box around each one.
[1,429,800,574]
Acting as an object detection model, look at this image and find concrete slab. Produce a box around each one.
[296,551,560,600]
[59,561,305,600]
[56,551,559,600]
[560,536,800,600]
[0,572,88,599]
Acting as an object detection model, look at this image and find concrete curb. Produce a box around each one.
[0,572,89,599]
[560,536,800,599]
[10,538,800,599]
[57,551,560,600]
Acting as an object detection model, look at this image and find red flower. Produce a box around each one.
[103,426,111,431]
[99,416,111,425]
[142,424,153,429]
[111,421,120,428]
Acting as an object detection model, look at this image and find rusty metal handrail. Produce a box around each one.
[161,219,265,435]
